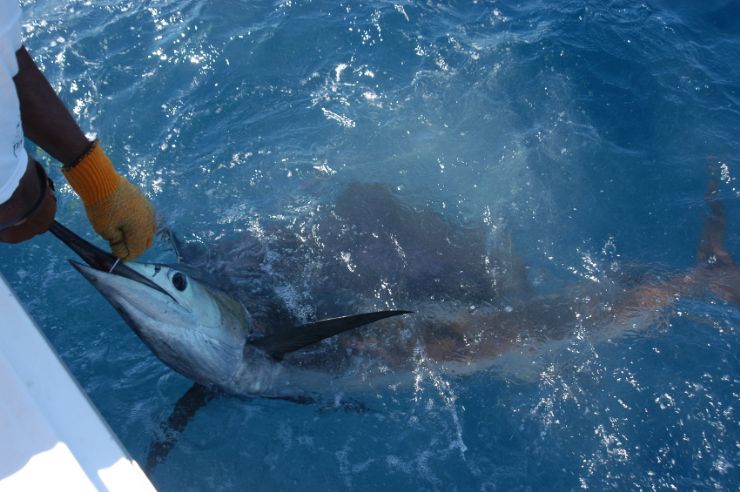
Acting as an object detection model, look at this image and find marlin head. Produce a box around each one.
[71,259,252,388]
[49,221,252,387]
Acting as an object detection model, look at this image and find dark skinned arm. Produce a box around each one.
[0,45,85,242]
[14,46,91,167]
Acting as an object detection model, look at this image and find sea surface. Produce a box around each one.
[2,0,739,490]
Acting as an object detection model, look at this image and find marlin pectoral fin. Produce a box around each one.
[145,383,219,473]
[158,227,187,263]
[159,227,210,265]
[249,310,413,361]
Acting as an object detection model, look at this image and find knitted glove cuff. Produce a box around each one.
[62,141,122,203]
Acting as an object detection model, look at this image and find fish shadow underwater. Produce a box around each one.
[53,178,738,472]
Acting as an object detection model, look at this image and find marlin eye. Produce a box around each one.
[172,272,187,291]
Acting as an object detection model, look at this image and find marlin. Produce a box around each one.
[49,182,530,401]
[50,220,411,398]
[51,178,737,469]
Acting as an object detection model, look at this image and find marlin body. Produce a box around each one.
[53,181,738,400]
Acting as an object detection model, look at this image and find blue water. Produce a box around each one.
[3,0,739,490]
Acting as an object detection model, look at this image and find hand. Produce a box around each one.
[85,178,157,260]
[0,159,56,244]
[63,141,156,260]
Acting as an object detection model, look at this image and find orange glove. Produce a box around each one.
[63,141,156,260]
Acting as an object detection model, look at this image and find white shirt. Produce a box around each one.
[0,0,28,204]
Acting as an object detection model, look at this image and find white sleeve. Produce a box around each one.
[0,0,28,205]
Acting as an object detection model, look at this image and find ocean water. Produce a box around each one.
[2,0,739,490]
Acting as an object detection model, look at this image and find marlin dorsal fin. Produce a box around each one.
[248,310,412,361]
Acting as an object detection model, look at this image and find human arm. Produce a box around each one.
[13,46,89,166]
[9,46,156,259]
